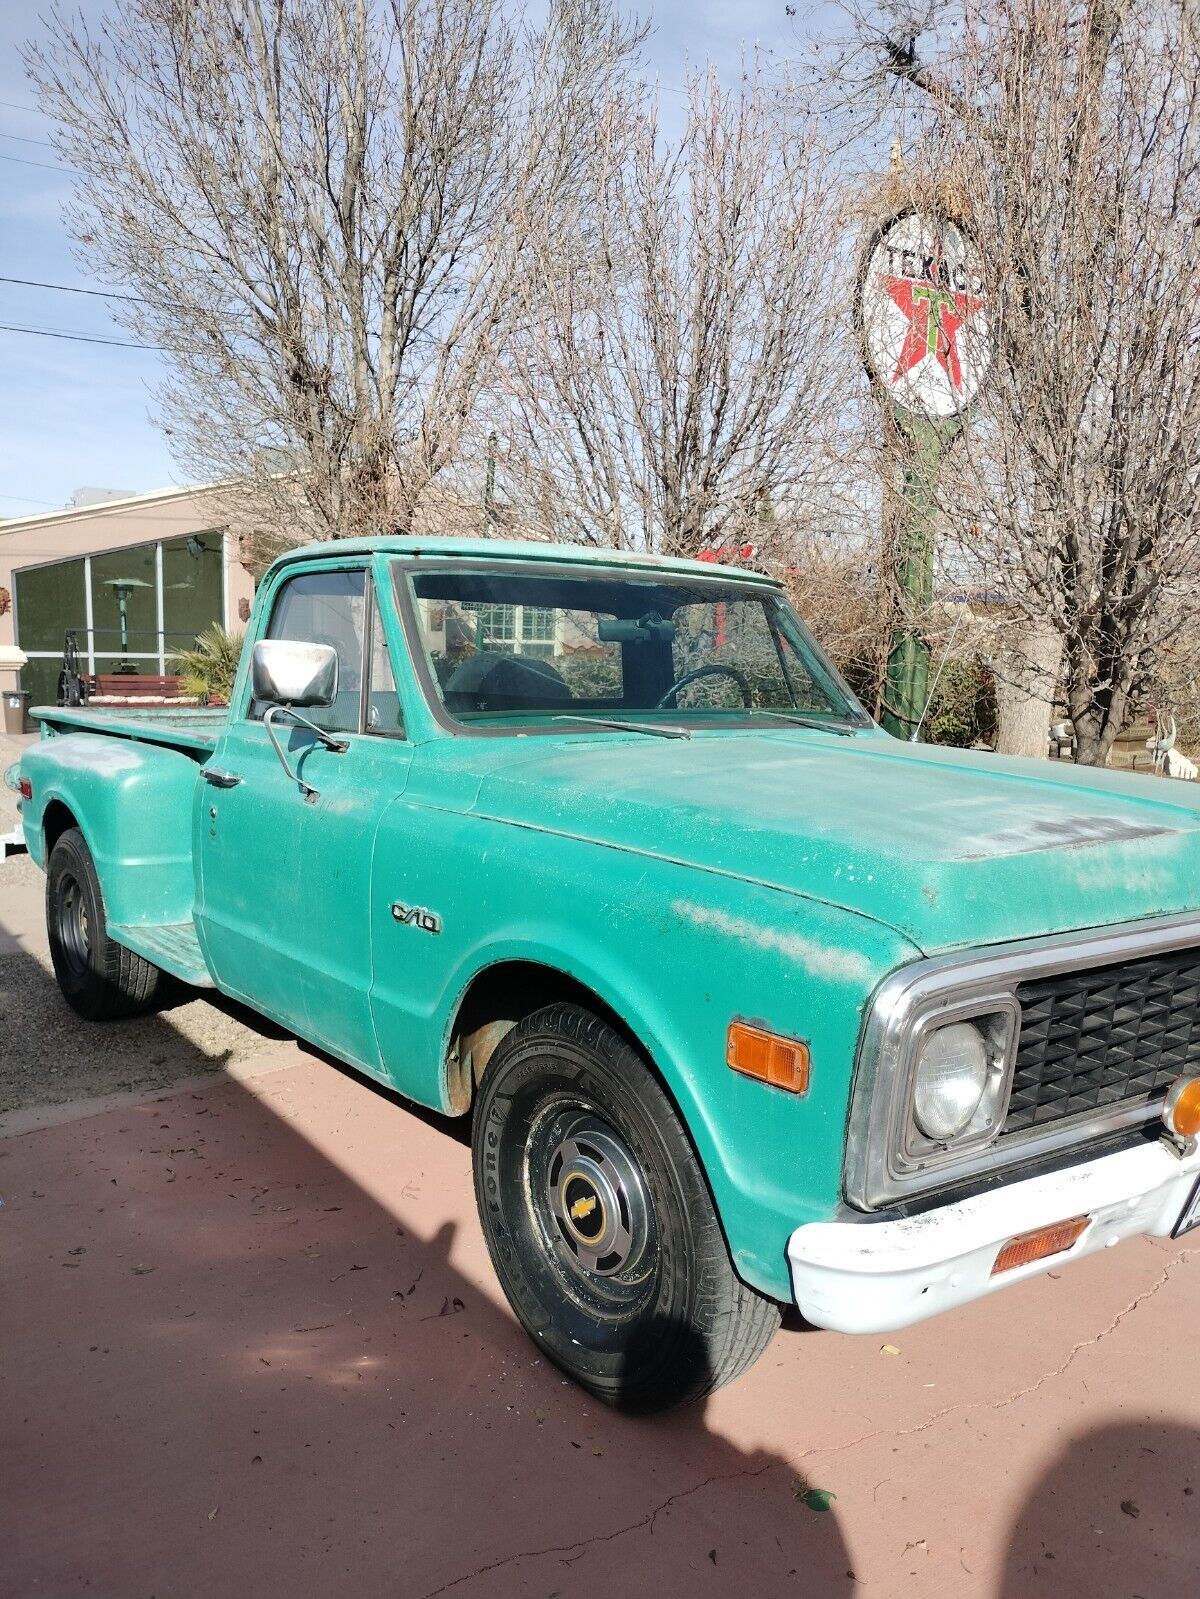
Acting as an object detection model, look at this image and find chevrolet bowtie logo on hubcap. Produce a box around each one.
[570,1194,597,1221]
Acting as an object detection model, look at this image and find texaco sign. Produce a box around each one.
[860,212,990,420]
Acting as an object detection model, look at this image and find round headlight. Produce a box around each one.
[913,1021,990,1142]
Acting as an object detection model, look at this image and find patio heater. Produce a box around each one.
[105,577,153,673]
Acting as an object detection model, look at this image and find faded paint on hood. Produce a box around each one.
[443,727,1200,954]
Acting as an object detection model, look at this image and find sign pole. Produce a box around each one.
[857,207,989,741]
[881,411,962,739]
[483,429,497,534]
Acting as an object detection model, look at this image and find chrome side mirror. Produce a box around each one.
[251,639,338,708]
[251,639,345,800]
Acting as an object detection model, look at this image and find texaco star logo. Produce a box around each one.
[883,266,985,394]
[861,214,990,419]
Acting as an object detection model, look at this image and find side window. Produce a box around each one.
[252,568,366,733]
[366,592,403,735]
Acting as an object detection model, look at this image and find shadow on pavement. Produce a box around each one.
[0,930,856,1598]
[0,856,292,1112]
[998,1418,1200,1598]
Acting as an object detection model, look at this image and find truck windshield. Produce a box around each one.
[400,561,869,733]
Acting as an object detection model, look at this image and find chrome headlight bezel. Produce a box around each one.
[846,987,1021,1209]
[845,912,1200,1212]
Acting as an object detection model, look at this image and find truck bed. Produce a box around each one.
[32,704,229,757]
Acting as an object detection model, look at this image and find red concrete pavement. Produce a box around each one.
[3,1037,1198,1598]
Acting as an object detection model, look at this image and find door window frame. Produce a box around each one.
[239,560,406,740]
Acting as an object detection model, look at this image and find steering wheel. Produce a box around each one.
[655,663,753,710]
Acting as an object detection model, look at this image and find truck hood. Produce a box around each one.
[466,728,1200,954]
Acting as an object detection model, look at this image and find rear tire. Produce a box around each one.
[46,827,160,1020]
[472,1002,780,1412]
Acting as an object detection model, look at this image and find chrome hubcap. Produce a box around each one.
[543,1117,649,1278]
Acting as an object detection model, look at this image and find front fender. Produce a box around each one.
[369,801,920,1300]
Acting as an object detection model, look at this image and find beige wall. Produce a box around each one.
[0,486,257,693]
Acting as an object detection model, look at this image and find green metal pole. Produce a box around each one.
[484,430,497,533]
[880,410,961,741]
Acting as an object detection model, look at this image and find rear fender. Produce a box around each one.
[20,733,201,926]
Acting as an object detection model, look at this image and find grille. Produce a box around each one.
[1004,946,1200,1135]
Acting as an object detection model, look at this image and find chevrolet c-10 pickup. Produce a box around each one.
[13,536,1200,1410]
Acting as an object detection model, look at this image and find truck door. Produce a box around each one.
[288,576,413,1073]
[196,562,410,1069]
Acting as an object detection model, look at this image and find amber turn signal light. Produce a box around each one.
[991,1215,1089,1276]
[1163,1074,1200,1140]
[727,1022,810,1095]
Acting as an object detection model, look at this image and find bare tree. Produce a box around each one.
[783,522,892,705]
[830,0,1200,765]
[1151,615,1200,751]
[25,0,646,550]
[493,65,850,559]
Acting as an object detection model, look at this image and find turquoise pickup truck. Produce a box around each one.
[15,537,1200,1409]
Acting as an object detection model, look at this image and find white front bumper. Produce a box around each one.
[788,1138,1200,1335]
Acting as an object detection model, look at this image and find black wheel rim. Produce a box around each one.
[56,874,91,978]
[523,1100,658,1317]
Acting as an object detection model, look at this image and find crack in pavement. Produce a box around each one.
[413,1461,775,1598]
[414,1248,1194,1596]
[798,1247,1197,1466]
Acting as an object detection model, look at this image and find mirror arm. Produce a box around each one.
[281,706,350,755]
[263,705,349,799]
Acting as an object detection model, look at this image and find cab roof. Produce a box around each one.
[264,535,781,587]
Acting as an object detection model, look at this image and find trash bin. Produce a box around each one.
[2,690,31,736]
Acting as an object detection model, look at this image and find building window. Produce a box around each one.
[469,601,517,652]
[162,533,224,648]
[462,601,556,658]
[520,606,556,657]
[13,531,225,703]
[91,543,157,656]
[10,556,87,708]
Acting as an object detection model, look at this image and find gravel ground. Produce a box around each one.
[0,730,23,836]
[0,837,291,1116]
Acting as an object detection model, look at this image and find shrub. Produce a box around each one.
[924,658,998,748]
[170,624,244,705]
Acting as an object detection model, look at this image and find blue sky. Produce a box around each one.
[0,0,808,517]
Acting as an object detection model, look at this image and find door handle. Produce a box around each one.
[203,768,243,789]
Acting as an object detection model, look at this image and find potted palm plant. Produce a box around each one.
[169,624,244,707]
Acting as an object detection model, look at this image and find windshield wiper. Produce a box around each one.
[553,715,691,741]
[751,712,859,737]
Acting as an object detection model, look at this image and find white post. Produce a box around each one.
[155,540,165,672]
[83,556,95,675]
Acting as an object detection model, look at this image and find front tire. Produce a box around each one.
[46,827,161,1020]
[472,1003,780,1411]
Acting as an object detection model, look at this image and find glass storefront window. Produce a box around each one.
[20,657,63,709]
[162,532,224,650]
[91,544,157,657]
[12,557,87,654]
[13,530,227,703]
